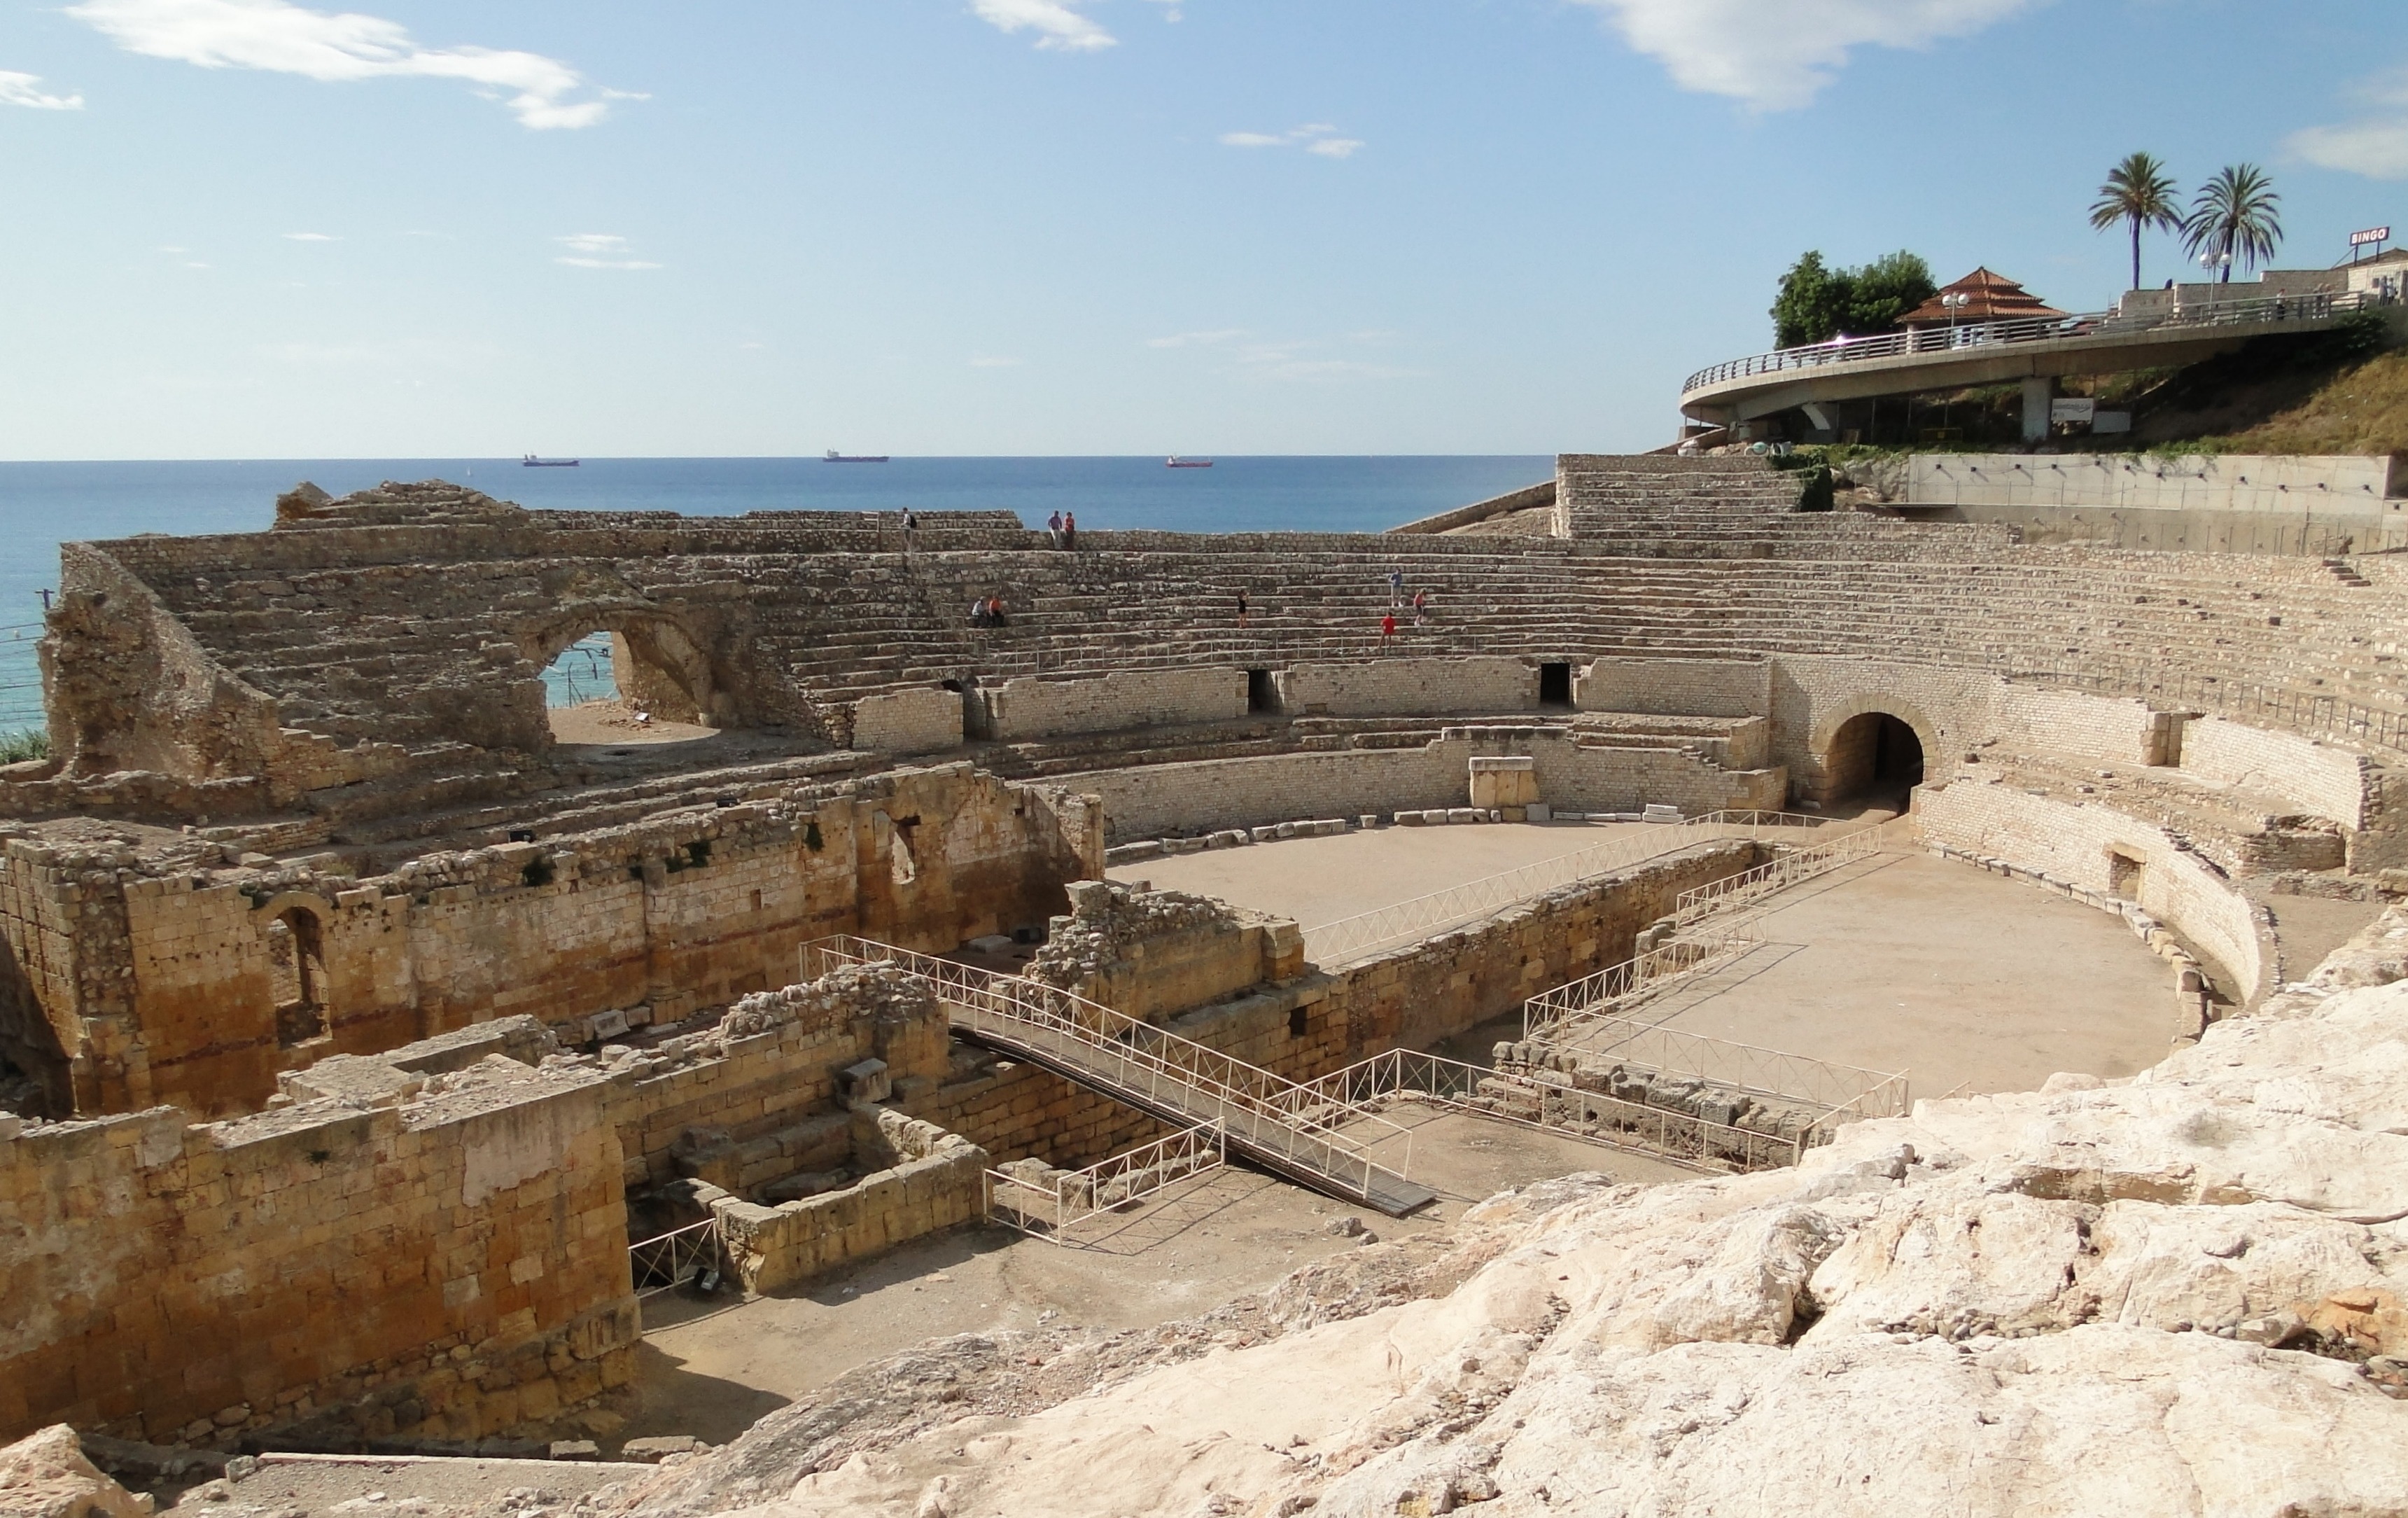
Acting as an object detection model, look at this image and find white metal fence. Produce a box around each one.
[1520,921,1762,1043]
[984,1122,1228,1239]
[1301,809,1828,968]
[1292,1047,1806,1174]
[629,1217,720,1297]
[1665,819,1894,927]
[806,936,1420,1207]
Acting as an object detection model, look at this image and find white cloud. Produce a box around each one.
[554,233,660,270]
[0,71,83,109]
[1573,0,2035,112]
[1219,123,1363,158]
[65,0,618,129]
[1147,328,1247,348]
[971,0,1113,52]
[2288,66,2408,180]
[283,230,336,241]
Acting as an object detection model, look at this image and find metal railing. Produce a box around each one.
[629,1217,721,1297]
[806,936,1420,1205]
[983,1122,1227,1239]
[1521,921,1761,1042]
[2003,662,2408,759]
[1293,1047,1805,1173]
[1682,290,2372,396]
[1569,1015,1910,1122]
[1665,819,1893,926]
[1301,809,1828,967]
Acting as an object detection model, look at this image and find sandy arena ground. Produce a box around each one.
[547,699,718,747]
[1110,817,1662,928]
[626,1110,1680,1447]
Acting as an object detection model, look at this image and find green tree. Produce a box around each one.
[2088,151,2182,291]
[1844,250,1937,335]
[2182,164,2282,283]
[1771,251,1848,347]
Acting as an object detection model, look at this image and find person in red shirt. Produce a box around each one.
[1380,611,1397,646]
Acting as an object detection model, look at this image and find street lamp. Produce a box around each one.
[1942,291,1970,345]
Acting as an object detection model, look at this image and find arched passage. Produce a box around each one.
[522,614,729,745]
[1823,711,1925,805]
[264,902,330,1047]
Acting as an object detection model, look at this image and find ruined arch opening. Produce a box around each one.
[538,622,723,747]
[267,905,330,1048]
[1823,711,1925,806]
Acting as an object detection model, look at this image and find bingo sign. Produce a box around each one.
[2351,225,2391,259]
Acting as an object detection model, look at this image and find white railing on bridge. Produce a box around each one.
[1681,289,2374,396]
[1521,921,1761,1043]
[1665,818,1896,927]
[1291,1046,1806,1174]
[1301,809,1827,968]
[806,935,1416,1202]
[984,1122,1227,1239]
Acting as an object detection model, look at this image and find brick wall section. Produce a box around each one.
[989,668,1248,741]
[1280,657,1538,716]
[852,688,965,755]
[1915,778,2267,1005]
[2178,716,2371,830]
[0,1062,638,1450]
[1574,658,1770,718]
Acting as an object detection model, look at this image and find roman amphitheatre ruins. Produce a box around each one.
[8,425,2408,1511]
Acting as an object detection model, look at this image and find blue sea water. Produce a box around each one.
[0,455,1552,732]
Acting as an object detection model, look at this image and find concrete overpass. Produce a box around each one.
[1680,290,2374,443]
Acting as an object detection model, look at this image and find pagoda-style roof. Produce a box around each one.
[1900,267,2067,327]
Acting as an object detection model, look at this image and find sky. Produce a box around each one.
[0,0,2404,459]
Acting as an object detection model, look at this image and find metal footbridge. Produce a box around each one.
[807,936,1437,1217]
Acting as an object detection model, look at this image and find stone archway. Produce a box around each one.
[520,611,731,733]
[1819,711,1926,805]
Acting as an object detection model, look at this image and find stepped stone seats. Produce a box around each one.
[33,472,2408,847]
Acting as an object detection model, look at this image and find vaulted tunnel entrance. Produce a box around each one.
[1823,711,1924,806]
[533,621,726,747]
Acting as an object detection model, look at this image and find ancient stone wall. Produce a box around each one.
[1280,657,1537,716]
[9,765,1096,1119]
[1574,657,1770,718]
[0,1059,638,1451]
[850,688,965,755]
[1915,777,2267,1005]
[706,1108,986,1293]
[2178,716,2371,833]
[988,668,1248,741]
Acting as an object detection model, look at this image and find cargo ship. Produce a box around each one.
[522,454,579,467]
[1166,455,1214,468]
[825,450,890,464]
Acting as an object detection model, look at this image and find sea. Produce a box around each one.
[0,454,1553,732]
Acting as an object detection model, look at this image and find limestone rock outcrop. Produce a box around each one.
[612,911,2408,1518]
[0,1426,153,1518]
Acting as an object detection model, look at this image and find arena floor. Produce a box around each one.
[1133,826,2204,1099]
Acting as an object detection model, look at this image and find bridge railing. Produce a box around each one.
[805,935,1415,1197]
[1301,809,1826,968]
[1681,290,2373,396]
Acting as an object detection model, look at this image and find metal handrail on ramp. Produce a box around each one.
[807,936,1437,1217]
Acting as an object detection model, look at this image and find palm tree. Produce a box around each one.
[2088,152,2181,291]
[2182,164,2282,284]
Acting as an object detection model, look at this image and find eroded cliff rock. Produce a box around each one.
[613,912,2408,1517]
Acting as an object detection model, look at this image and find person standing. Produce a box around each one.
[1063,512,1078,551]
[1380,611,1397,646]
[1236,589,1250,628]
[1412,587,1429,625]
[1046,509,1063,548]
[1387,568,1404,607]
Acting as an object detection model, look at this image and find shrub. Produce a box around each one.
[0,729,49,765]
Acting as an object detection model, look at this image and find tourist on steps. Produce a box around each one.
[1413,587,1429,625]
[969,596,989,627]
[1387,568,1404,606]
[1236,589,1250,628]
[1046,509,1063,548]
[1380,611,1397,647]
[1063,513,1078,551]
